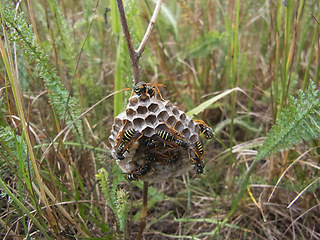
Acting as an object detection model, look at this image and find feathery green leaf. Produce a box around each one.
[96,168,129,234]
[257,80,320,160]
[1,3,82,137]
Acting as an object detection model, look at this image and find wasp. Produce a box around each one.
[116,142,126,160]
[165,151,178,163]
[115,128,137,149]
[139,164,151,176]
[134,82,166,101]
[126,173,139,181]
[121,128,136,142]
[115,122,136,147]
[154,132,179,149]
[189,145,204,174]
[143,138,158,148]
[116,136,141,159]
[160,121,184,140]
[143,137,173,149]
[145,152,157,161]
[116,128,142,160]
[174,138,189,149]
[194,157,204,174]
[126,164,150,181]
[194,120,214,140]
[134,82,148,96]
[115,120,129,144]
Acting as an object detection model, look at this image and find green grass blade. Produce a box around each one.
[0,177,52,239]
[111,0,121,34]
[302,3,320,90]
[186,87,244,117]
[114,40,124,117]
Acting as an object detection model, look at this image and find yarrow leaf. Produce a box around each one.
[256,80,320,160]
[1,3,82,138]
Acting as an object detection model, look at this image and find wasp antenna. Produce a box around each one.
[214,135,222,144]
[121,87,131,91]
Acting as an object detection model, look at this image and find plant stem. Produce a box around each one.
[116,0,140,84]
[137,181,148,240]
[136,0,163,58]
[116,0,163,85]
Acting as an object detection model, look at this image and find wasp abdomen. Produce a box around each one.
[156,130,174,142]
[126,173,139,181]
[196,141,204,155]
[123,128,136,142]
[194,157,204,174]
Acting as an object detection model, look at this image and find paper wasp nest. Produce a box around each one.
[109,83,212,182]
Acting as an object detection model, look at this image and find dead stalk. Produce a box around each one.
[136,181,148,240]
[116,0,163,85]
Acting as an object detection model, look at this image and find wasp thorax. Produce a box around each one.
[108,82,213,182]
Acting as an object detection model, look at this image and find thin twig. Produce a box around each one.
[136,181,148,240]
[136,0,163,58]
[116,0,163,85]
[116,0,140,84]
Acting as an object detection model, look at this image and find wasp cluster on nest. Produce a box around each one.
[109,82,214,182]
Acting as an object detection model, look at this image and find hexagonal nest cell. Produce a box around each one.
[108,82,214,182]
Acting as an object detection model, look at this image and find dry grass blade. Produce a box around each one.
[282,204,320,238]
[287,177,320,209]
[33,183,89,237]
[39,91,119,163]
[268,147,318,202]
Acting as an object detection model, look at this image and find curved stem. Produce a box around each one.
[136,0,163,58]
[116,0,163,85]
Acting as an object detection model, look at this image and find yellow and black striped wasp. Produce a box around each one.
[116,133,142,160]
[156,129,189,150]
[189,141,204,174]
[174,138,189,150]
[194,156,204,174]
[126,172,139,181]
[115,122,142,160]
[159,121,189,149]
[134,82,166,101]
[126,164,151,181]
[143,138,159,149]
[160,121,185,140]
[194,119,214,140]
